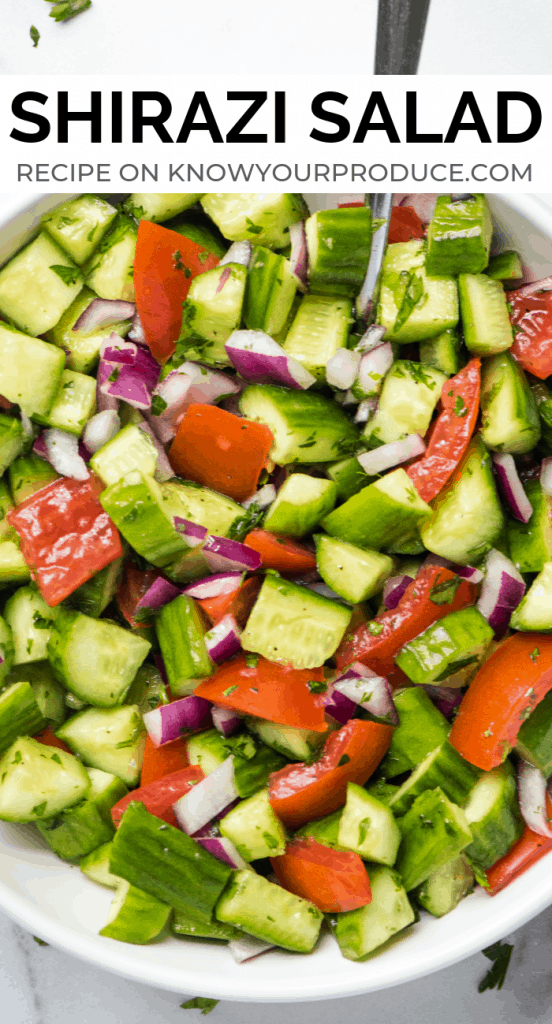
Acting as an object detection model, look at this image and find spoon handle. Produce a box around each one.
[374,0,432,74]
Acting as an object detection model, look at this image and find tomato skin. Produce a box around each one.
[270,837,372,912]
[139,734,190,787]
[197,576,261,628]
[243,530,317,573]
[406,359,481,503]
[111,765,203,829]
[117,561,159,628]
[387,205,425,244]
[134,221,219,364]
[335,567,476,677]
[509,287,552,379]
[485,795,552,894]
[34,728,71,753]
[449,635,552,770]
[269,719,392,828]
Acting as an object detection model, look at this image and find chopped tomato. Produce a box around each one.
[269,719,392,828]
[169,405,273,503]
[111,765,204,829]
[34,728,71,753]
[387,205,425,244]
[197,575,261,628]
[271,837,372,912]
[139,735,190,787]
[134,221,219,364]
[486,794,552,894]
[449,634,552,770]
[407,359,481,504]
[335,566,476,677]
[243,529,317,573]
[194,653,327,731]
[509,286,552,379]
[8,476,123,608]
[117,560,159,628]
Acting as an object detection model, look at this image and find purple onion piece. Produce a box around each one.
[512,276,552,298]
[358,434,426,477]
[325,349,361,391]
[289,220,309,291]
[182,572,243,600]
[517,761,552,837]
[172,518,208,549]
[229,935,275,963]
[354,398,378,425]
[396,193,437,224]
[325,662,398,726]
[82,410,121,455]
[135,576,181,618]
[72,298,135,334]
[203,535,262,573]
[383,574,412,610]
[421,685,464,720]
[44,428,89,481]
[354,343,394,397]
[33,432,90,465]
[137,421,174,482]
[477,548,526,637]
[148,362,240,444]
[323,688,357,726]
[354,324,387,355]
[99,333,161,411]
[205,614,242,664]
[173,756,238,835]
[211,705,242,737]
[142,694,213,747]
[493,453,533,523]
[225,330,316,390]
[454,565,484,584]
[219,240,252,268]
[194,836,247,869]
[541,457,552,497]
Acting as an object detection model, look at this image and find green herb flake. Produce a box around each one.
[222,685,239,697]
[245,653,259,668]
[33,936,48,946]
[32,801,47,818]
[454,395,468,418]
[478,940,513,993]
[393,272,426,334]
[530,647,540,663]
[50,753,62,765]
[108,366,121,383]
[33,611,53,630]
[245,218,263,235]
[12,750,22,765]
[30,25,40,46]
[228,503,264,542]
[366,621,383,636]
[307,679,327,694]
[338,754,351,767]
[429,575,462,605]
[47,0,92,22]
[180,998,219,1015]
[150,395,168,417]
[49,265,81,286]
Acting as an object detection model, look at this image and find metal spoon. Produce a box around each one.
[374,0,432,74]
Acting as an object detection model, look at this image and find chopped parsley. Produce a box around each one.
[30,25,40,46]
[49,265,81,286]
[222,685,239,697]
[245,653,260,668]
[478,940,513,993]
[150,395,168,417]
[429,575,462,605]
[47,0,92,21]
[33,611,53,630]
[454,394,468,417]
[366,621,384,636]
[228,502,264,542]
[180,997,219,1015]
[245,218,263,235]
[32,802,47,818]
[33,936,48,946]
[393,272,426,334]
[307,679,328,694]
[530,647,540,663]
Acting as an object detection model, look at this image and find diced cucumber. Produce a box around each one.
[56,705,146,786]
[124,663,168,717]
[86,767,128,825]
[283,294,353,382]
[239,385,359,465]
[378,240,459,344]
[463,763,524,869]
[0,681,45,755]
[396,607,493,686]
[246,717,328,762]
[172,906,238,941]
[507,480,552,574]
[366,780,400,805]
[325,457,372,502]
[0,540,31,583]
[486,251,522,283]
[0,324,65,418]
[9,454,59,505]
[263,475,337,538]
[163,546,210,586]
[244,246,297,337]
[396,787,473,891]
[100,879,171,944]
[379,688,450,779]
[426,195,492,276]
[186,728,228,776]
[69,557,123,619]
[100,471,187,568]
[34,370,96,437]
[516,690,552,777]
[186,728,285,799]
[164,210,226,260]
[124,193,204,223]
[305,207,373,297]
[458,274,513,355]
[420,435,504,565]
[338,783,401,866]
[364,361,446,447]
[0,415,26,477]
[0,736,90,822]
[90,424,157,486]
[7,661,66,729]
[159,480,242,538]
[315,535,393,603]
[414,854,474,917]
[41,195,118,266]
[0,478,16,543]
[80,840,121,888]
[388,741,481,817]
[215,868,323,953]
[241,574,351,670]
[45,286,131,375]
[0,232,82,337]
[155,595,213,697]
[296,810,343,849]
[200,194,308,250]
[219,788,286,861]
[36,799,114,862]
[48,607,150,708]
[480,352,540,454]
[4,586,59,665]
[332,865,414,961]
[84,216,138,302]
[322,468,432,550]
[419,328,462,377]
[178,264,247,365]
[510,562,552,631]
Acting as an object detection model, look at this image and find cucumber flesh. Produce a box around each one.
[41,194,118,265]
[56,705,146,786]
[510,562,552,631]
[100,879,171,944]
[0,681,45,756]
[315,534,393,604]
[322,467,432,551]
[80,840,121,889]
[364,360,446,447]
[480,351,540,454]
[463,763,524,870]
[458,273,513,356]
[0,736,90,823]
[246,717,328,762]
[219,788,286,861]
[263,474,337,538]
[378,240,459,344]
[426,195,492,276]
[396,606,494,686]
[283,294,353,382]
[215,868,323,953]
[0,232,82,337]
[508,480,552,574]
[414,854,474,917]
[332,865,414,960]
[124,194,204,223]
[200,194,308,250]
[337,782,401,866]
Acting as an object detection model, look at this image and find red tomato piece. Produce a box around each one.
[197,575,261,628]
[387,205,426,244]
[271,837,372,912]
[243,529,317,573]
[34,728,71,753]
[111,765,204,829]
[509,286,552,379]
[134,221,219,364]
[117,560,159,628]
[8,476,123,608]
[485,794,552,895]
[139,734,190,787]
[269,719,392,828]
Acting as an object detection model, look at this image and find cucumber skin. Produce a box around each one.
[388,741,481,818]
[155,595,213,697]
[508,481,552,574]
[0,736,90,823]
[100,881,171,944]
[379,688,450,779]
[332,865,414,961]
[395,606,494,687]
[0,680,45,755]
[215,868,323,953]
[306,208,373,297]
[100,473,187,568]
[458,274,514,356]
[426,195,492,277]
[516,689,552,776]
[36,800,114,862]
[172,908,238,940]
[480,352,541,455]
[463,764,524,870]
[395,787,473,892]
[414,854,474,917]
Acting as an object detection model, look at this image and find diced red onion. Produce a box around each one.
[242,483,277,511]
[419,555,482,584]
[508,276,552,298]
[203,535,262,574]
[325,349,361,391]
[493,453,533,523]
[225,331,316,390]
[44,428,89,481]
[477,548,526,637]
[517,761,552,837]
[211,705,242,738]
[143,694,213,747]
[154,652,169,687]
[96,358,119,414]
[289,220,309,291]
[127,310,147,346]
[422,685,464,720]
[396,194,437,225]
[354,325,387,355]
[33,431,90,465]
[205,614,242,664]
[383,574,412,610]
[148,362,240,444]
[173,756,238,835]
[541,457,552,497]
[135,576,181,618]
[333,665,398,724]
[354,397,378,425]
[73,298,135,334]
[323,688,357,725]
[182,573,243,600]
[358,434,426,477]
[172,518,208,548]
[82,410,121,454]
[136,421,174,482]
[354,343,394,397]
[99,335,161,411]
[194,835,247,869]
[229,935,275,963]
[219,240,253,268]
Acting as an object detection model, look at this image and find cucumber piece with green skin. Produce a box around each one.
[100,879,172,944]
[239,385,359,465]
[463,763,524,870]
[124,193,204,223]
[532,380,552,452]
[0,324,66,419]
[419,327,462,377]
[163,210,227,259]
[315,535,393,604]
[178,263,247,366]
[215,868,323,953]
[425,195,492,276]
[296,810,343,849]
[325,457,373,501]
[516,689,552,777]
[56,705,146,786]
[48,607,151,708]
[322,467,432,551]
[486,251,523,283]
[201,194,308,250]
[305,207,373,298]
[377,240,459,344]
[366,780,400,805]
[396,606,494,687]
[414,854,474,917]
[84,215,137,302]
[244,246,297,338]
[241,574,352,670]
[219,787,286,861]
[363,360,447,447]
[68,557,123,619]
[4,586,59,665]
[388,742,481,818]
[245,717,328,762]
[110,800,232,917]
[0,736,90,823]
[0,415,26,477]
[41,195,118,266]
[508,481,552,574]
[395,787,473,891]
[480,352,540,454]
[510,562,552,631]
[155,595,213,697]
[385,530,427,557]
[420,435,504,566]
[263,475,338,538]
[0,233,83,337]
[100,471,187,568]
[160,480,242,539]
[90,424,158,486]
[124,663,169,716]
[36,799,114,862]
[332,865,415,961]
[186,728,286,799]
[0,540,31,584]
[163,546,211,586]
[172,906,238,940]
[6,661,66,729]
[80,840,121,888]
[379,688,450,779]
[338,782,401,866]
[0,681,45,755]
[458,274,513,355]
[45,286,131,375]
[9,454,59,505]
[0,478,17,543]
[86,767,128,826]
[283,294,353,382]
[34,369,97,437]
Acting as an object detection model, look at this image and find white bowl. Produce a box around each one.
[1,193,552,1003]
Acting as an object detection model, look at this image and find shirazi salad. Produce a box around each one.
[0,192,552,964]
